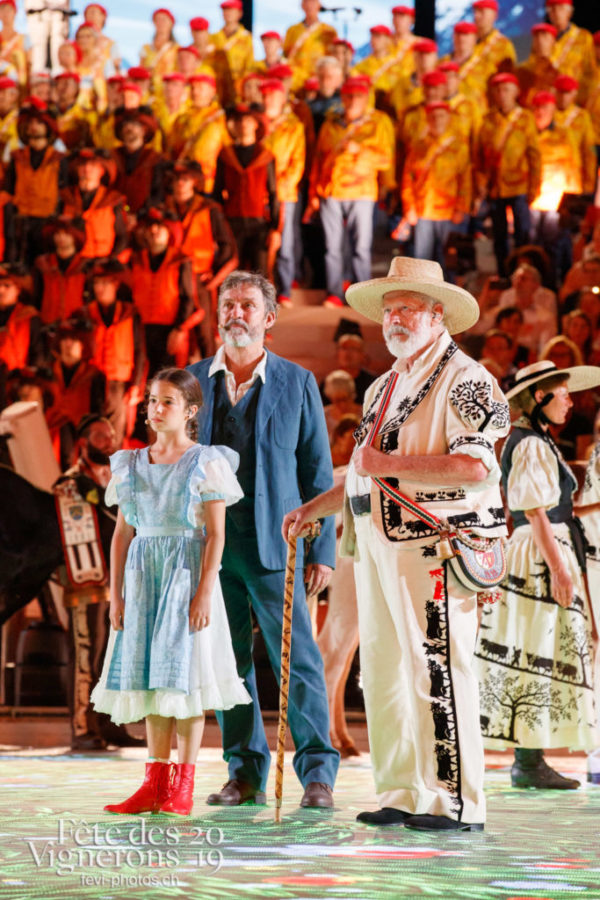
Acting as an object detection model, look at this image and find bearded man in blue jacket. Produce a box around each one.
[188,270,339,808]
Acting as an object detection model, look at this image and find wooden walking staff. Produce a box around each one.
[274,520,320,822]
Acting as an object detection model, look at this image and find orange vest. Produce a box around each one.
[36,253,87,324]
[13,147,62,218]
[60,186,124,258]
[46,359,103,430]
[113,147,162,213]
[130,248,184,325]
[219,145,273,220]
[168,196,215,275]
[87,300,135,382]
[0,302,37,369]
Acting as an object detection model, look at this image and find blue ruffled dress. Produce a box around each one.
[91,444,252,723]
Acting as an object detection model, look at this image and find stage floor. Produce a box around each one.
[1,747,599,899]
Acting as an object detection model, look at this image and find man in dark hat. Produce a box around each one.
[81,259,144,446]
[165,159,238,357]
[213,103,280,273]
[60,149,128,261]
[319,318,376,405]
[4,99,67,265]
[45,317,106,469]
[33,216,87,328]
[112,107,163,214]
[130,205,195,374]
[0,265,44,372]
[56,413,144,750]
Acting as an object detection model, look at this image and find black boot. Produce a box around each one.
[511,748,580,789]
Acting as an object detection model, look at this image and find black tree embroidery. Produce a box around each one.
[559,623,593,689]
[450,380,510,432]
[479,671,574,743]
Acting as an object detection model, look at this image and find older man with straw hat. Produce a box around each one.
[284,257,510,831]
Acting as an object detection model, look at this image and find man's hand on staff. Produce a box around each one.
[282,504,319,541]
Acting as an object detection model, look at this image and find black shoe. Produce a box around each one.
[511,749,580,790]
[101,726,146,748]
[206,779,267,806]
[404,814,484,832]
[71,733,108,751]
[356,807,410,825]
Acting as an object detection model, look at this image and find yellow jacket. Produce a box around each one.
[211,26,254,95]
[553,105,597,195]
[551,24,598,105]
[448,91,482,151]
[402,129,472,219]
[533,125,580,212]
[476,106,541,201]
[0,31,26,88]
[586,85,600,145]
[516,55,560,109]
[283,21,337,91]
[309,109,393,201]
[352,53,399,93]
[0,108,18,161]
[263,111,306,203]
[390,72,423,120]
[140,41,179,95]
[171,101,231,192]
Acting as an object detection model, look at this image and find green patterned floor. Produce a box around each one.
[1,749,600,899]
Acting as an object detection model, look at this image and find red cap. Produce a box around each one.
[153,7,175,24]
[532,90,557,106]
[425,101,450,113]
[304,76,319,90]
[392,5,415,15]
[554,73,579,91]
[188,73,217,87]
[333,38,354,52]
[0,76,17,90]
[0,0,17,9]
[84,3,107,16]
[190,16,209,30]
[64,40,83,63]
[473,0,498,10]
[56,71,81,84]
[107,75,125,85]
[438,60,459,72]
[370,25,393,37]
[128,66,151,80]
[532,23,557,37]
[30,72,51,82]
[268,63,294,79]
[422,70,448,86]
[261,31,281,41]
[259,78,286,94]
[454,22,478,34]
[178,44,199,57]
[413,38,438,53]
[341,76,370,95]
[545,0,573,5]
[490,72,519,87]
[163,71,187,82]
[220,0,243,8]
[122,81,142,95]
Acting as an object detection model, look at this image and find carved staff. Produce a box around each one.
[275,521,320,822]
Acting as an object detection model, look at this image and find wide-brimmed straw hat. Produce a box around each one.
[345,257,480,334]
[505,360,600,400]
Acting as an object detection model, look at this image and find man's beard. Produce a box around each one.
[219,319,262,348]
[384,320,433,359]
[87,444,111,466]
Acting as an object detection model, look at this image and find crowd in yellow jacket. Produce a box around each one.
[402,129,472,220]
[263,110,306,203]
[476,105,541,202]
[551,24,598,105]
[283,20,337,92]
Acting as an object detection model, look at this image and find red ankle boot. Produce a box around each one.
[158,763,195,816]
[104,761,174,814]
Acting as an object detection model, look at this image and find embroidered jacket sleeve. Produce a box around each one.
[446,364,510,489]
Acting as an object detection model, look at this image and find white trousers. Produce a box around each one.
[27,9,69,73]
[353,515,486,823]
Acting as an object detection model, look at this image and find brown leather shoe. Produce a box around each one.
[300,782,334,808]
[206,779,267,806]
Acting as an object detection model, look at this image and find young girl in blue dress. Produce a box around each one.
[91,367,251,816]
